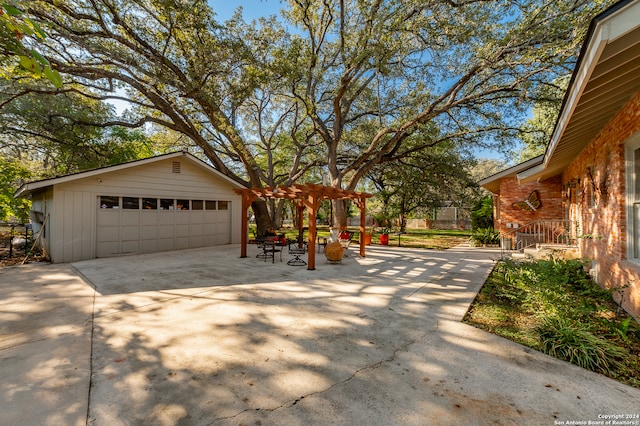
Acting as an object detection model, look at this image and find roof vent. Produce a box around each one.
[172,161,181,173]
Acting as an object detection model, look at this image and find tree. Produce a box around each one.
[368,143,478,232]
[0,78,154,176]
[22,0,616,234]
[0,153,31,221]
[24,1,319,235]
[513,76,570,163]
[470,158,509,182]
[281,0,615,227]
[471,196,494,230]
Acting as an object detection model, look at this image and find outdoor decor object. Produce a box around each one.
[512,190,541,211]
[325,240,344,263]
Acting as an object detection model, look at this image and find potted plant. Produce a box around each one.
[363,226,373,245]
[379,228,390,245]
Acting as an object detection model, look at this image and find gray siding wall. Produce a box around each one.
[45,157,242,263]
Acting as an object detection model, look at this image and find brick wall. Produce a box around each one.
[496,176,564,235]
[563,91,640,319]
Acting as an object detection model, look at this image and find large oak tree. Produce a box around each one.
[19,0,615,230]
[281,0,614,226]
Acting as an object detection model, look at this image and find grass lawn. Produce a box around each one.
[259,226,471,250]
[463,257,640,389]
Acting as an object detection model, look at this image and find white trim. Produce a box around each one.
[625,131,640,264]
[478,155,543,188]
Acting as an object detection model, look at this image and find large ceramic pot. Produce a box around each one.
[325,240,344,262]
[380,234,389,245]
[363,233,372,245]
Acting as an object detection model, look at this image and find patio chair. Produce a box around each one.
[338,230,355,256]
[338,230,354,248]
[262,240,282,263]
[317,236,328,253]
[287,239,307,266]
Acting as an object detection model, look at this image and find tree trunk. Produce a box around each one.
[273,199,286,229]
[252,199,272,237]
[332,199,348,229]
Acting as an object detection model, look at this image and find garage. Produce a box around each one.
[14,151,245,263]
[96,196,232,257]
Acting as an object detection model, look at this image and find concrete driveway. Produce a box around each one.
[1,244,639,425]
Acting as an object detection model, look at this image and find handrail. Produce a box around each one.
[500,219,576,257]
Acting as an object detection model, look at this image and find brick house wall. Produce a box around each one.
[495,176,564,236]
[562,91,640,319]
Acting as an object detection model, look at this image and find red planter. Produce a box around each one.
[380,234,389,245]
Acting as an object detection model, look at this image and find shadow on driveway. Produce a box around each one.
[2,244,639,425]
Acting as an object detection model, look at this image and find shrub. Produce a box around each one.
[471,196,493,230]
[470,227,500,246]
[537,317,628,375]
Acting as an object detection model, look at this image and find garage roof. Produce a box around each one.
[518,0,640,184]
[14,151,246,198]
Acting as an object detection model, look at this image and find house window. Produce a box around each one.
[122,197,140,210]
[205,200,217,210]
[192,200,204,210]
[218,201,229,210]
[142,198,157,210]
[176,199,190,210]
[626,134,640,262]
[99,196,119,209]
[160,199,175,210]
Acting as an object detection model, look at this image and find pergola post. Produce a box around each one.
[305,194,320,270]
[239,191,257,258]
[358,195,367,258]
[296,202,305,245]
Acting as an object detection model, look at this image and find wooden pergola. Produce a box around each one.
[234,183,373,270]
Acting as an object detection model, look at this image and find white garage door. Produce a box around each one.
[96,196,231,257]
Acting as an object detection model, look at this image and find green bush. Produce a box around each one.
[537,316,628,375]
[470,227,500,246]
[471,196,493,230]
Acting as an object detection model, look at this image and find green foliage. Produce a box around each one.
[465,257,640,387]
[471,196,494,230]
[18,0,617,231]
[537,317,627,375]
[513,76,569,162]
[0,155,30,221]
[368,143,479,231]
[470,227,500,246]
[0,78,156,177]
[0,3,62,87]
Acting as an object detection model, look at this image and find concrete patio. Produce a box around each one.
[1,244,639,425]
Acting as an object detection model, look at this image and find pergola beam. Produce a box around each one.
[234,183,373,270]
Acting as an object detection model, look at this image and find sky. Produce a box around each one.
[207,0,285,22]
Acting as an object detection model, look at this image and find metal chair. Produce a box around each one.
[287,240,307,266]
[262,240,282,263]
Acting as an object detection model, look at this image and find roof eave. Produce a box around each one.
[14,151,247,198]
[478,155,544,193]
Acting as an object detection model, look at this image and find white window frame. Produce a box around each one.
[625,132,640,264]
